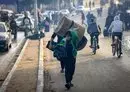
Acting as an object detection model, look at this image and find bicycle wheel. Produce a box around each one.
[93,38,97,54]
[112,45,116,56]
[117,42,121,58]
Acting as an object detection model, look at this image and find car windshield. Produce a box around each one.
[0,24,5,32]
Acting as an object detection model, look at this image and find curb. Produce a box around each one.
[36,38,44,92]
[0,39,29,92]
[127,39,130,49]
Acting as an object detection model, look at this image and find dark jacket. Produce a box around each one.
[22,17,31,25]
[54,30,79,59]
[87,22,99,34]
[10,20,17,29]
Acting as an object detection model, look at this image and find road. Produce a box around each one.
[0,32,24,85]
[43,7,130,92]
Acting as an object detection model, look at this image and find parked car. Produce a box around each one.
[0,9,14,17]
[76,6,85,13]
[60,9,70,16]
[0,22,12,51]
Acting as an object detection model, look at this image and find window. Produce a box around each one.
[0,24,6,32]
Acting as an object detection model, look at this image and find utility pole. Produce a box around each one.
[34,0,38,34]
[57,0,60,11]
[57,0,60,21]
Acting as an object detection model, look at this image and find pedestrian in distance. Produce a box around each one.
[81,11,85,25]
[22,12,32,27]
[43,17,50,32]
[10,15,17,40]
[97,7,103,17]
[89,1,92,10]
[92,2,95,7]
[22,12,33,37]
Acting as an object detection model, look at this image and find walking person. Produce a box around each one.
[43,17,50,32]
[81,11,85,25]
[54,27,79,90]
[10,16,17,40]
[92,2,95,7]
[100,7,103,17]
[89,1,92,10]
[64,30,79,90]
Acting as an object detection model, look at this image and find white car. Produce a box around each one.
[60,9,70,15]
[15,17,23,27]
[0,22,12,51]
[1,9,14,17]
[76,6,85,13]
[15,14,24,18]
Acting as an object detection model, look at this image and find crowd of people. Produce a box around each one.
[47,2,126,90]
[0,1,126,90]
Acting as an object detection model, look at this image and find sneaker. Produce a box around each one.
[70,83,74,87]
[60,69,64,73]
[111,43,115,46]
[65,83,71,90]
[97,45,100,49]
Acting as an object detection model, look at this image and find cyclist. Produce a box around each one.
[108,16,125,54]
[86,12,96,26]
[87,17,101,49]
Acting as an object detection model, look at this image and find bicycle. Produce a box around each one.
[92,35,97,54]
[112,36,122,58]
[91,33,99,54]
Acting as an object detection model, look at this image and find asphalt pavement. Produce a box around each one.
[43,7,130,92]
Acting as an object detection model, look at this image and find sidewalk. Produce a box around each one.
[43,31,130,92]
[0,39,40,92]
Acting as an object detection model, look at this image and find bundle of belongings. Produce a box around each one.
[46,16,87,60]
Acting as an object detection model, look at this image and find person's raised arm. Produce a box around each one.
[51,32,56,41]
